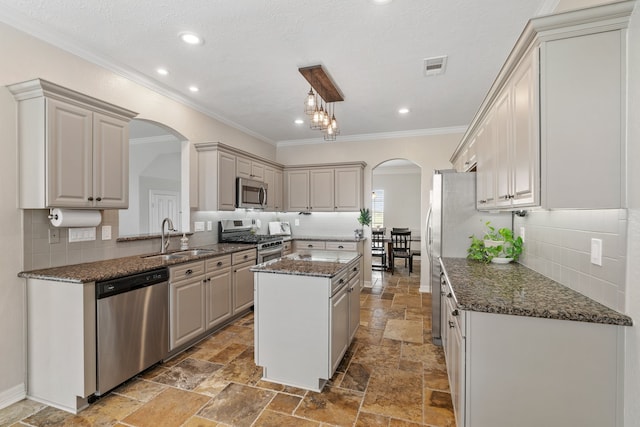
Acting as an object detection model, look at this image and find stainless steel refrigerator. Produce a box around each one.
[426,170,510,345]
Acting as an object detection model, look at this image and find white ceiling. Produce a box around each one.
[0,0,554,145]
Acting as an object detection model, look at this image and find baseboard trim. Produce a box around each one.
[0,383,26,410]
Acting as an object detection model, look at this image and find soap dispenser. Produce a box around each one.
[180,233,189,250]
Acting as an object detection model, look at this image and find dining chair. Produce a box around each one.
[371,228,387,270]
[390,229,413,275]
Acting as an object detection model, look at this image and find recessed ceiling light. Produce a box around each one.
[294,119,304,125]
[179,32,204,45]
[156,68,169,76]
[189,86,199,93]
[398,108,410,114]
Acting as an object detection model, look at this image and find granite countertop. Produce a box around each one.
[18,243,256,284]
[441,257,632,326]
[252,251,361,278]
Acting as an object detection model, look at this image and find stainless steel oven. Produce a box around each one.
[257,241,283,263]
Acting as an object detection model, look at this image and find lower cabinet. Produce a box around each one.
[169,261,206,350]
[440,274,624,427]
[169,250,255,352]
[232,249,257,313]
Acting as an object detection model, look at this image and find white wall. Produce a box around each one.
[0,21,275,408]
[277,133,462,291]
[372,169,422,233]
[624,2,640,425]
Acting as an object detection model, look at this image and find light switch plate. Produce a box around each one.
[207,221,213,231]
[69,227,96,243]
[295,219,300,226]
[194,221,205,232]
[101,225,112,240]
[590,238,602,266]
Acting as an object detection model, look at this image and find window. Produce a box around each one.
[372,189,384,228]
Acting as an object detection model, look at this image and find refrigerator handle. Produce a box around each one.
[426,206,433,248]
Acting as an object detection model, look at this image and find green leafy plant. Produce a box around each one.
[467,221,523,263]
[357,208,371,227]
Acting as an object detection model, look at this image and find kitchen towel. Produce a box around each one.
[49,208,102,228]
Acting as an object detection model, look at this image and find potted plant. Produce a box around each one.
[355,208,371,238]
[468,221,523,263]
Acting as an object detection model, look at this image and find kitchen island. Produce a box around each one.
[252,251,362,391]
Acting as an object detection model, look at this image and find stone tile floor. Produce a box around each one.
[0,263,456,427]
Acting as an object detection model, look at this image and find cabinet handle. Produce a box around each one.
[217,261,223,267]
[447,292,452,298]
[308,244,313,248]
[448,320,455,328]
[338,245,344,249]
[452,309,459,317]
[207,278,211,282]
[464,161,470,166]
[185,269,193,276]
[88,196,94,201]
[96,197,102,202]
[243,254,248,259]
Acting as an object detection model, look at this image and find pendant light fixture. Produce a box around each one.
[298,65,344,141]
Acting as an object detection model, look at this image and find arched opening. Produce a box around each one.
[118,119,189,237]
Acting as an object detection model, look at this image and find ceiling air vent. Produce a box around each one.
[423,55,448,76]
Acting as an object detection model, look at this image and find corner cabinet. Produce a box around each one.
[451,2,632,210]
[8,79,137,209]
[285,163,365,212]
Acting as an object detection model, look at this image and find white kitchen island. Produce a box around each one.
[252,251,361,391]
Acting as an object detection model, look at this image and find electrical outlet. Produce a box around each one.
[590,238,602,266]
[207,221,213,231]
[519,227,525,243]
[295,219,300,226]
[101,225,112,240]
[48,228,60,244]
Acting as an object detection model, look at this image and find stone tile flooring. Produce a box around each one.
[1,264,456,427]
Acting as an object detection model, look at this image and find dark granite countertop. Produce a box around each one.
[441,257,632,326]
[18,243,256,284]
[252,251,361,278]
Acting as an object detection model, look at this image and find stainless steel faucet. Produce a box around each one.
[161,217,176,254]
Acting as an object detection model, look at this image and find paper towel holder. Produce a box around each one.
[47,209,58,221]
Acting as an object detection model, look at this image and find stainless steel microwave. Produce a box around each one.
[236,178,267,209]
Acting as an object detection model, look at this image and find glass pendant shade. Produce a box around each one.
[304,88,316,115]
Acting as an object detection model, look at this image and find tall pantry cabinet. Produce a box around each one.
[8,79,138,209]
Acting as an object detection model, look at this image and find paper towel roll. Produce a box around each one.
[49,208,102,228]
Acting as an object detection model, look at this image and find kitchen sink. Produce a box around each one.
[143,253,188,261]
[174,249,215,256]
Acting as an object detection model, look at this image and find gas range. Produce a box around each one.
[219,219,283,251]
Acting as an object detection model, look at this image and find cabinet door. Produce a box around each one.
[218,152,237,210]
[510,52,538,207]
[348,275,360,341]
[236,156,252,179]
[286,170,310,211]
[233,260,255,313]
[251,162,265,181]
[206,268,233,329]
[274,169,284,211]
[494,90,512,208]
[264,166,275,210]
[93,112,129,208]
[309,168,334,211]
[475,115,497,209]
[46,98,93,207]
[170,277,206,350]
[334,167,362,211]
[330,285,349,374]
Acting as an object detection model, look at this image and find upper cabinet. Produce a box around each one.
[285,163,365,212]
[450,1,633,211]
[8,79,138,209]
[195,142,284,212]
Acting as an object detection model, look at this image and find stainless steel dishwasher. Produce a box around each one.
[95,268,168,395]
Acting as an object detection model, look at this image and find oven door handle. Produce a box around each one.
[259,246,282,256]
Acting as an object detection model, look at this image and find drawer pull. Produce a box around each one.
[452,309,459,317]
[244,254,248,259]
[448,320,455,328]
[447,292,453,298]
[185,269,193,276]
[217,261,223,267]
[338,245,344,249]
[96,197,102,202]
[308,244,314,248]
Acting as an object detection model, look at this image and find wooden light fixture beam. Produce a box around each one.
[298,65,344,103]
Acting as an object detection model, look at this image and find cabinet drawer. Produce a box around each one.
[326,241,357,251]
[170,261,205,282]
[206,255,232,272]
[347,260,361,280]
[295,240,326,250]
[232,249,256,264]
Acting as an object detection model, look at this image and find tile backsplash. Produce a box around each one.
[515,209,627,312]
